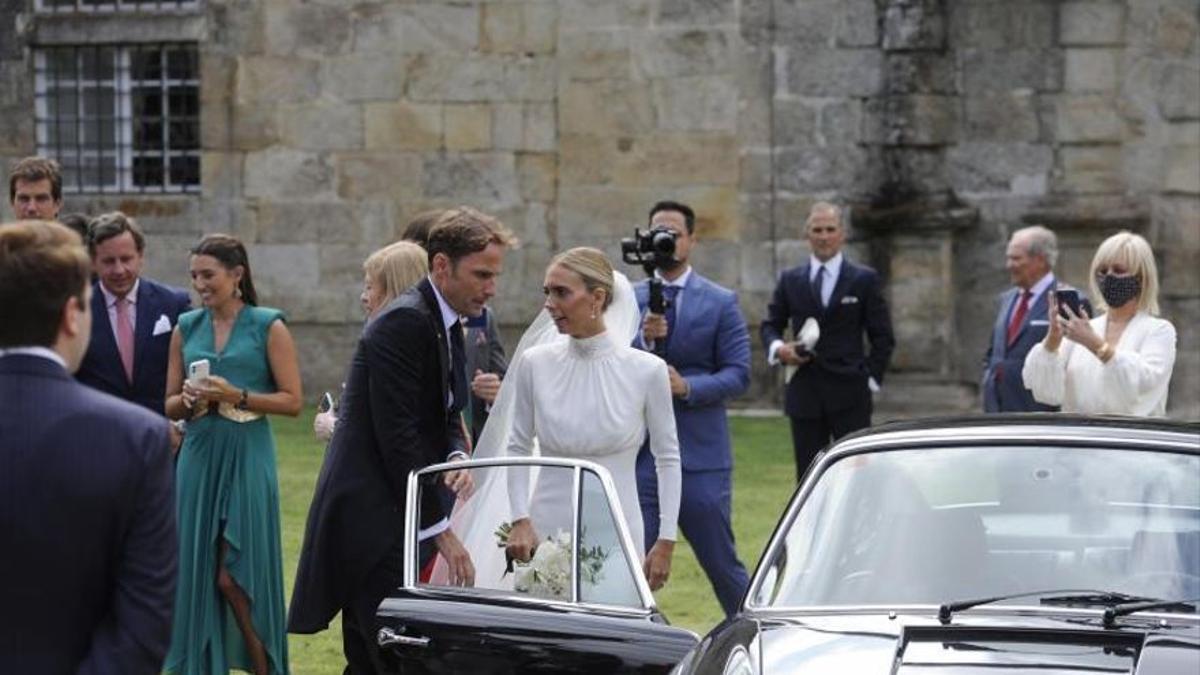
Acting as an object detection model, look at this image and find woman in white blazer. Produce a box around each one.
[1024,231,1176,416]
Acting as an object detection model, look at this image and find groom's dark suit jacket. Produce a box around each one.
[0,354,176,674]
[75,277,190,414]
[289,278,468,633]
[760,258,895,418]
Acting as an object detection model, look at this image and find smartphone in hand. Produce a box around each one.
[187,358,210,382]
[1056,289,1082,319]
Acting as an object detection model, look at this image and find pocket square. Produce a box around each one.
[152,314,173,336]
[840,296,859,304]
[1029,319,1050,326]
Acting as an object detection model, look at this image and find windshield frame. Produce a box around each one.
[742,425,1200,618]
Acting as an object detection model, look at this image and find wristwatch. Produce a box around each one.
[236,388,250,410]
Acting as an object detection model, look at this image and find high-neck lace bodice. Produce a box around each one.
[567,331,617,360]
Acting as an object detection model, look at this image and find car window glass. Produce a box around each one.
[579,469,642,608]
[419,464,577,598]
[755,447,1200,608]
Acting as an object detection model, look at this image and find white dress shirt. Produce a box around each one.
[1023,312,1177,416]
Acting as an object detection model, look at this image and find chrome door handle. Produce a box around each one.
[377,627,430,648]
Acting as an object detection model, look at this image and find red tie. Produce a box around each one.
[1006,290,1032,346]
[115,297,135,383]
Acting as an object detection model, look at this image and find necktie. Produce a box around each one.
[460,325,474,433]
[663,285,681,347]
[814,265,827,308]
[449,323,467,414]
[115,297,135,383]
[1006,290,1032,346]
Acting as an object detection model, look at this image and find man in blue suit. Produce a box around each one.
[0,220,177,674]
[634,200,752,617]
[982,225,1087,412]
[761,202,895,481]
[75,212,190,419]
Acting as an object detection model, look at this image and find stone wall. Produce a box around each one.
[2,0,1196,417]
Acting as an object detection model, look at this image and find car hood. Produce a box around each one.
[746,612,1200,674]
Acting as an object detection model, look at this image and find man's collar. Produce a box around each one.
[0,345,67,369]
[654,265,692,288]
[99,277,141,308]
[1025,272,1056,297]
[427,276,461,332]
[809,251,844,275]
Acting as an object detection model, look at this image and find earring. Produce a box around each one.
[234,286,242,299]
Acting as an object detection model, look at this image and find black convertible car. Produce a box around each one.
[376,416,1200,674]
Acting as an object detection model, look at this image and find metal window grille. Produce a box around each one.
[36,0,199,13]
[35,44,200,194]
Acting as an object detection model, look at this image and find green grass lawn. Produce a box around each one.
[274,411,796,673]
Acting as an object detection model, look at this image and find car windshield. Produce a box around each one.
[752,445,1200,609]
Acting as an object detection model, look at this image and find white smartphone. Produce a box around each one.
[188,358,210,382]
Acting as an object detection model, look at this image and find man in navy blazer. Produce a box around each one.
[982,225,1088,412]
[761,202,895,481]
[75,212,190,417]
[0,220,177,674]
[633,201,752,617]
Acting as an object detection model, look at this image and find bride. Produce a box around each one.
[439,247,681,593]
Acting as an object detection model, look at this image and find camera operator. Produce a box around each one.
[631,200,752,618]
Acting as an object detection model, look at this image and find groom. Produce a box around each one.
[289,207,516,673]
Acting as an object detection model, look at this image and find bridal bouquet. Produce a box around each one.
[495,523,610,600]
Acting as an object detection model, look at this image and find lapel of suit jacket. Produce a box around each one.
[1009,286,1049,347]
[132,279,156,382]
[418,279,450,403]
[669,273,703,357]
[824,260,856,316]
[89,281,123,378]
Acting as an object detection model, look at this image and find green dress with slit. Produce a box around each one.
[166,306,289,675]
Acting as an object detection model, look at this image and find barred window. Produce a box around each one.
[36,0,198,12]
[35,44,200,194]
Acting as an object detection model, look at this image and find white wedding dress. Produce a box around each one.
[505,331,682,557]
[431,272,682,598]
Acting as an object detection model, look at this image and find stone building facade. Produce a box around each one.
[3,0,1197,417]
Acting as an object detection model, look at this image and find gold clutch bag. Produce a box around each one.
[192,400,263,423]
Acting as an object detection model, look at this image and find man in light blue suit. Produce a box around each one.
[634,200,752,617]
[982,225,1088,412]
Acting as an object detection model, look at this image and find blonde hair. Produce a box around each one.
[549,247,615,310]
[364,241,428,305]
[1088,231,1160,315]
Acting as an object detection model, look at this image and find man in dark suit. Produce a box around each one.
[633,200,752,618]
[289,207,516,673]
[401,208,509,445]
[761,202,895,480]
[0,220,177,674]
[464,307,508,443]
[982,225,1087,412]
[75,212,190,415]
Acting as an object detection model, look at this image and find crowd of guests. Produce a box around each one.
[0,153,1181,675]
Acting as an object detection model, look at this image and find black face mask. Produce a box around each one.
[1097,273,1141,308]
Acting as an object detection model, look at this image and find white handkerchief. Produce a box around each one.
[841,295,859,304]
[152,314,173,336]
[1029,319,1050,326]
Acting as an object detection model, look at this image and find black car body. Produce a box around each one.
[675,415,1200,674]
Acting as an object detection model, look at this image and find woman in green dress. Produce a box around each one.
[164,234,302,675]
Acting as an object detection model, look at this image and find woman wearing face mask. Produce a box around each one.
[312,240,428,442]
[1023,231,1177,415]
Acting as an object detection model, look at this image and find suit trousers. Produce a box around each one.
[341,538,435,674]
[639,469,750,617]
[788,404,871,482]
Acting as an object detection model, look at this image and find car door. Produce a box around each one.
[374,457,698,674]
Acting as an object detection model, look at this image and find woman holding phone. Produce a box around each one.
[312,240,428,442]
[164,234,302,675]
[1023,231,1177,416]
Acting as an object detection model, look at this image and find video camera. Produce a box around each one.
[620,226,678,315]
